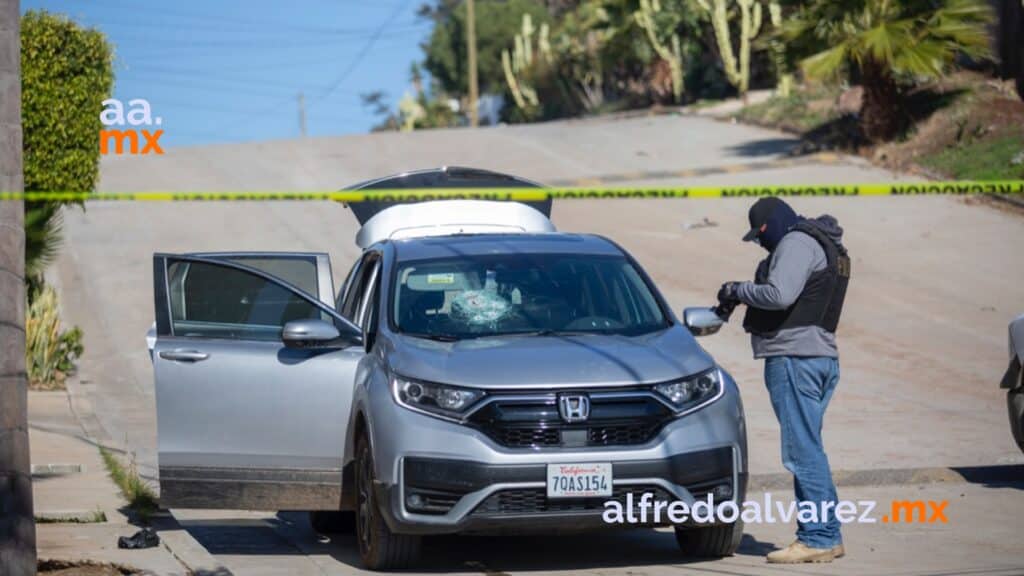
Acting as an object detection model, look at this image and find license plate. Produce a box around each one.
[546,463,612,498]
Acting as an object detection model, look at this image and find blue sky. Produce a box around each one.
[22,0,433,147]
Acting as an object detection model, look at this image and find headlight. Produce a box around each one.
[392,376,485,420]
[653,369,722,412]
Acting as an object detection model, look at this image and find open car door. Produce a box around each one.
[151,252,362,510]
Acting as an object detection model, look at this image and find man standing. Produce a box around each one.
[718,197,850,564]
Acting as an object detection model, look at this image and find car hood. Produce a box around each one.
[385,326,715,389]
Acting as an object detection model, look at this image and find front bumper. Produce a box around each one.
[365,372,748,535]
[378,447,745,534]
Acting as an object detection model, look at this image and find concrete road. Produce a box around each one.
[169,481,1024,576]
[49,113,1024,573]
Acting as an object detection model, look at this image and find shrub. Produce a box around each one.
[21,10,113,284]
[781,0,992,142]
[26,286,84,390]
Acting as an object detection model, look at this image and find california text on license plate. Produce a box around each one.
[546,463,613,498]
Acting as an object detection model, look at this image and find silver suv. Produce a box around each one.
[149,168,748,570]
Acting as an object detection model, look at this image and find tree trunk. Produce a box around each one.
[859,58,904,142]
[0,0,36,574]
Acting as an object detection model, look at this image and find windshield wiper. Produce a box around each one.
[493,329,595,338]
[407,330,600,341]
[407,332,462,342]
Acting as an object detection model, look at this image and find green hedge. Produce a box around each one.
[21,10,113,280]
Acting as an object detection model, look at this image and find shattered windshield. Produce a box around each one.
[391,253,667,340]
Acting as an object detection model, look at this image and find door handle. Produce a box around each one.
[159,349,210,362]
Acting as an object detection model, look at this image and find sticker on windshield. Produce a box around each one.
[427,273,455,285]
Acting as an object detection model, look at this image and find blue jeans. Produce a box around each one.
[764,356,842,549]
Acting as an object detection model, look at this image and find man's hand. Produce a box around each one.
[717,281,741,306]
[714,282,741,321]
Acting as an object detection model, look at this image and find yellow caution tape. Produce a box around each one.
[0,181,1021,202]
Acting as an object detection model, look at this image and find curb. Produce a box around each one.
[31,463,84,478]
[748,464,1024,492]
[59,380,234,575]
[63,375,115,450]
[545,152,847,188]
[150,516,234,576]
[35,510,106,524]
[990,193,1024,209]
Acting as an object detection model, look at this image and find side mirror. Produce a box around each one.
[683,307,725,337]
[282,319,344,348]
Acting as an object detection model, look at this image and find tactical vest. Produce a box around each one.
[743,221,850,338]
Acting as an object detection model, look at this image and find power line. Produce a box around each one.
[107,31,402,51]
[312,0,417,105]
[109,25,429,61]
[114,76,314,98]
[82,15,426,37]
[119,67,331,89]
[119,51,379,72]
[72,0,392,36]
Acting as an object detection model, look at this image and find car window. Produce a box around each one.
[337,258,363,312]
[361,267,382,343]
[356,261,380,330]
[339,256,369,321]
[221,256,320,297]
[167,260,325,341]
[391,253,668,340]
[340,253,378,323]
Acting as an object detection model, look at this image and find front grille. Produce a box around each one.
[468,391,672,448]
[471,485,673,517]
[587,423,661,446]
[491,427,560,447]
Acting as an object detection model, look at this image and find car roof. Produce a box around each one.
[387,233,623,262]
[355,200,555,249]
[345,166,551,225]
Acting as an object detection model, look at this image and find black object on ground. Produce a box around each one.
[117,528,159,549]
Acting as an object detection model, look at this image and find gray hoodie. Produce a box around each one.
[735,216,845,359]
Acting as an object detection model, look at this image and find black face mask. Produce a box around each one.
[758,204,801,252]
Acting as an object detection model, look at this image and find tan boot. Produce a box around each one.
[766,541,841,564]
[832,543,846,558]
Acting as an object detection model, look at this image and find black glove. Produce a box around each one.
[717,281,740,306]
[714,282,741,321]
[713,300,738,321]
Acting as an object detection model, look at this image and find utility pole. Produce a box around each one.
[0,0,37,574]
[465,0,479,127]
[297,92,307,138]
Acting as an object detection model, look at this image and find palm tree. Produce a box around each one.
[782,0,992,141]
[24,202,63,298]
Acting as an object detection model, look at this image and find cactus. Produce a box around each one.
[397,92,425,132]
[695,0,764,96]
[767,1,792,97]
[502,14,551,110]
[634,0,685,103]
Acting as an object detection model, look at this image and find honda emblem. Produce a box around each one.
[558,394,590,423]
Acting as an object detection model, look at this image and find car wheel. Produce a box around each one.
[309,511,355,534]
[355,433,421,570]
[1008,388,1024,453]
[674,520,744,557]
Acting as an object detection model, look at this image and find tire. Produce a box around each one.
[309,511,356,534]
[355,433,421,570]
[674,520,744,557]
[1008,388,1024,454]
